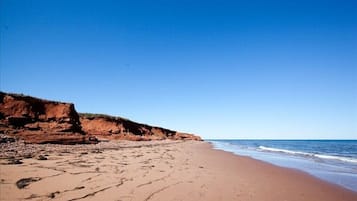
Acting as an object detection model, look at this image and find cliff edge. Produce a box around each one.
[0,92,201,144]
[0,92,93,144]
[80,113,202,141]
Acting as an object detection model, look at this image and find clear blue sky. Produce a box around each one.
[1,0,356,139]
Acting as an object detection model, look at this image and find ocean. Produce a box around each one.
[208,140,357,192]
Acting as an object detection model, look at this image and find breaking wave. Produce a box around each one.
[258,146,357,164]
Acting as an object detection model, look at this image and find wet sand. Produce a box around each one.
[1,140,356,201]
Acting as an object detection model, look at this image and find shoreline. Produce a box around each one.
[206,142,357,191]
[1,140,357,200]
[208,139,357,192]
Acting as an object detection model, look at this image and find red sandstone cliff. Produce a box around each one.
[0,92,202,144]
[80,114,202,141]
[0,92,93,144]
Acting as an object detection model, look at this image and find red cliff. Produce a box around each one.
[80,114,202,141]
[0,92,92,144]
[0,92,202,144]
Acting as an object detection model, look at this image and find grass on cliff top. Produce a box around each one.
[79,113,172,131]
[79,113,130,121]
[0,91,72,105]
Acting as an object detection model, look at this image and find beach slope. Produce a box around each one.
[1,140,356,201]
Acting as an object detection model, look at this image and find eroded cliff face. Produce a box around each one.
[80,114,202,141]
[0,92,91,144]
[0,92,202,144]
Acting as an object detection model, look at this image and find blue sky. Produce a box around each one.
[1,0,356,139]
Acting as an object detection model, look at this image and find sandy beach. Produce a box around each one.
[1,140,356,201]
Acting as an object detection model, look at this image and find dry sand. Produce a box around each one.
[1,140,356,201]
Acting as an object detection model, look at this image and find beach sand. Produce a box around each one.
[1,140,356,201]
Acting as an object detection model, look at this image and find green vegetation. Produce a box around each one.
[79,113,129,121]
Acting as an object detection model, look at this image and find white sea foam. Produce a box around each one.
[314,154,357,164]
[258,146,311,156]
[258,146,357,164]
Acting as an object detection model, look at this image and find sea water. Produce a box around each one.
[208,140,357,192]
